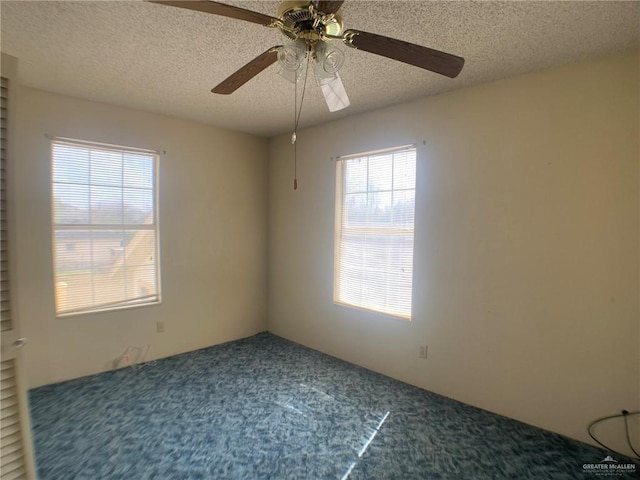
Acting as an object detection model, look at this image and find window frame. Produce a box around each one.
[50,137,161,317]
[333,144,417,320]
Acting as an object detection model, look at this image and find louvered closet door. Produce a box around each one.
[1,77,9,334]
[1,359,27,480]
[1,60,36,480]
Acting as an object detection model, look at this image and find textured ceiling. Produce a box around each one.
[1,1,638,137]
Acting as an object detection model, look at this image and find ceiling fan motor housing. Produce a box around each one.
[277,1,344,41]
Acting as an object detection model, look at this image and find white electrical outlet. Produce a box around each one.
[418,345,428,359]
[156,321,165,333]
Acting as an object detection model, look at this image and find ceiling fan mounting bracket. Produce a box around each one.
[277,1,344,42]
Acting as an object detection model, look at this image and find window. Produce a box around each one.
[51,138,160,316]
[334,145,416,319]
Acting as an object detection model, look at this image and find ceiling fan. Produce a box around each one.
[149,0,465,112]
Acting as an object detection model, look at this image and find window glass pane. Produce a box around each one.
[362,267,388,311]
[393,152,416,191]
[92,268,126,305]
[54,229,93,273]
[345,158,367,193]
[344,193,367,226]
[368,191,392,225]
[53,184,89,224]
[89,230,127,271]
[385,273,413,317]
[338,265,364,305]
[52,145,89,184]
[126,264,158,300]
[388,234,414,273]
[90,150,122,186]
[392,190,415,226]
[120,230,157,267]
[124,154,154,189]
[360,233,391,272]
[55,271,94,314]
[90,186,123,224]
[124,188,153,224]
[367,154,392,191]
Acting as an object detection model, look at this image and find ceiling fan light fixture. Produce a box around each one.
[314,42,345,86]
[278,63,305,84]
[277,41,305,70]
[320,72,350,112]
[313,62,335,86]
[277,41,306,84]
[319,43,345,74]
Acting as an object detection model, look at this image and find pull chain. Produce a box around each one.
[292,46,311,190]
[293,138,298,190]
[293,68,298,190]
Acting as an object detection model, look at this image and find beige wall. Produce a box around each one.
[13,87,269,387]
[268,51,639,450]
[7,50,638,451]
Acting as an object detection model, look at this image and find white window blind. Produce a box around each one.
[51,138,160,316]
[334,145,416,319]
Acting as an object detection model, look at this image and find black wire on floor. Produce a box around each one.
[587,410,640,460]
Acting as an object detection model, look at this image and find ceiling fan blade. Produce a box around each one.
[148,1,279,27]
[212,47,282,95]
[342,29,464,78]
[316,1,345,15]
[320,73,350,112]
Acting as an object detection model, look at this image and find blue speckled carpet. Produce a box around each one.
[29,332,638,479]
